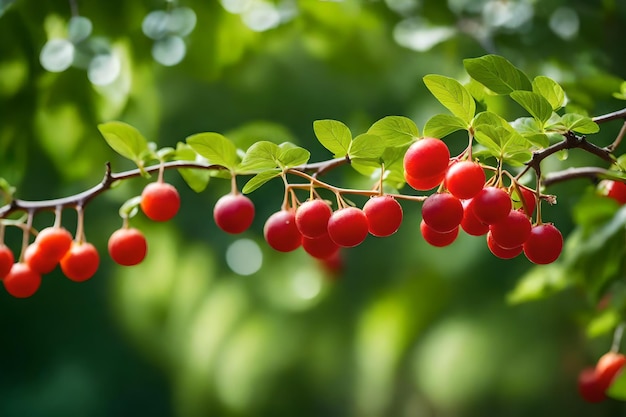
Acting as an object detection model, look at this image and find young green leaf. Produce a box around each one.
[510,117,549,148]
[463,55,532,94]
[98,121,150,162]
[348,134,386,160]
[472,111,512,130]
[367,116,419,147]
[277,144,310,168]
[532,76,566,110]
[175,142,211,192]
[119,196,142,219]
[423,114,468,138]
[510,91,553,124]
[506,264,569,304]
[423,74,476,123]
[242,169,281,194]
[238,141,280,172]
[560,113,600,134]
[313,119,352,158]
[187,132,239,169]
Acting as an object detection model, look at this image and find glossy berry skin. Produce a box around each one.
[405,171,446,191]
[489,210,532,249]
[24,243,58,274]
[421,193,463,233]
[460,199,489,236]
[327,207,369,248]
[471,187,512,225]
[302,233,340,259]
[598,180,626,205]
[486,232,522,259]
[295,199,332,239]
[60,242,100,282]
[595,351,626,391]
[0,244,14,278]
[108,228,148,266]
[403,138,450,179]
[578,367,606,403]
[363,196,403,237]
[263,210,302,252]
[35,226,73,262]
[141,182,181,222]
[517,187,537,217]
[420,220,459,247]
[213,193,255,234]
[3,263,41,298]
[445,161,485,200]
[523,224,563,265]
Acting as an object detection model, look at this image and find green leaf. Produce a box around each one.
[238,141,280,172]
[186,132,239,169]
[472,111,512,130]
[367,116,419,147]
[98,121,150,162]
[277,143,310,168]
[423,74,476,123]
[510,90,553,124]
[463,54,532,94]
[511,117,549,148]
[561,113,600,134]
[242,169,281,194]
[423,114,468,138]
[532,76,566,110]
[474,124,532,166]
[608,365,626,400]
[119,196,142,219]
[586,308,621,338]
[175,142,211,192]
[350,159,380,178]
[313,119,352,157]
[348,133,386,160]
[506,264,570,304]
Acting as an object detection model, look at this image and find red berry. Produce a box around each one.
[486,231,522,259]
[24,243,59,274]
[108,228,148,266]
[0,244,14,279]
[405,171,446,191]
[302,233,340,259]
[213,193,255,234]
[327,207,369,248]
[141,182,181,222]
[445,161,485,199]
[263,210,302,252]
[3,263,41,298]
[471,187,512,225]
[489,210,532,249]
[595,351,626,391]
[420,220,459,247]
[515,187,537,217]
[523,224,563,264]
[460,199,489,236]
[35,226,73,262]
[60,242,100,282]
[363,195,403,237]
[295,199,332,239]
[421,193,463,233]
[598,180,626,205]
[403,138,450,179]
[578,367,606,403]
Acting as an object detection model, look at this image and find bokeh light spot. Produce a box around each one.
[40,39,74,72]
[226,239,263,276]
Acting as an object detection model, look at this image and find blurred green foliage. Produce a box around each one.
[1,0,626,416]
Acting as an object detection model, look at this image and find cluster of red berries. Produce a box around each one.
[212,191,403,262]
[578,351,626,403]
[403,137,564,264]
[0,181,180,298]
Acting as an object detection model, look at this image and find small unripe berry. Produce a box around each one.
[327,207,369,248]
[60,242,100,282]
[3,263,41,298]
[214,193,255,234]
[363,195,403,237]
[295,199,332,239]
[108,228,148,266]
[263,210,302,252]
[141,182,181,222]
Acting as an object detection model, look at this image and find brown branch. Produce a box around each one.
[543,167,617,187]
[592,108,626,124]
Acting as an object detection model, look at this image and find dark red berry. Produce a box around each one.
[471,187,512,225]
[421,193,463,233]
[486,232,522,259]
[263,210,302,252]
[295,199,332,239]
[578,367,606,403]
[460,199,489,236]
[141,182,181,222]
[327,207,369,248]
[363,195,403,237]
[214,193,255,234]
[108,228,148,266]
[489,210,532,249]
[302,233,340,259]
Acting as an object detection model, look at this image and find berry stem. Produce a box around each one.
[19,210,34,262]
[611,323,625,353]
[75,205,86,244]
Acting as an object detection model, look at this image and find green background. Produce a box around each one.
[1,0,626,416]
